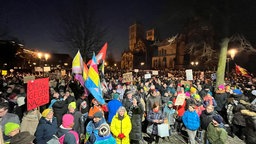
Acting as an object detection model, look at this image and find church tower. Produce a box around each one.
[129,22,144,52]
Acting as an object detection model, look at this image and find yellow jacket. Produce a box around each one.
[110,112,132,144]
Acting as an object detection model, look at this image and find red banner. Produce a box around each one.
[27,78,49,111]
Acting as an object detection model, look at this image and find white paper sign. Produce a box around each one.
[144,73,151,79]
[185,69,193,81]
[175,94,186,106]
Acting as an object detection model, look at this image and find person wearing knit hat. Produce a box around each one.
[207,114,228,144]
[67,101,84,136]
[68,102,77,113]
[62,114,74,128]
[54,114,79,144]
[212,115,223,125]
[42,108,53,118]
[4,122,20,136]
[35,108,58,143]
[86,108,116,144]
[10,131,35,144]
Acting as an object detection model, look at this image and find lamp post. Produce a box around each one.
[37,52,50,77]
[191,61,199,70]
[227,49,237,74]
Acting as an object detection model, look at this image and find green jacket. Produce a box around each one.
[206,123,228,144]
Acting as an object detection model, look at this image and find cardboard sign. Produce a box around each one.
[168,73,173,77]
[152,70,159,75]
[175,93,186,106]
[180,80,192,86]
[122,72,133,83]
[185,69,193,81]
[27,78,49,111]
[23,76,35,83]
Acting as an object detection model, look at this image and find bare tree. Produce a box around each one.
[229,34,256,53]
[54,0,107,62]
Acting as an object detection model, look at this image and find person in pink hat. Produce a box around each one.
[54,114,79,144]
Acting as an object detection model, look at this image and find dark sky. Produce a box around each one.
[1,0,256,61]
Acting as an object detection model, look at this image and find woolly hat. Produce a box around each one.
[194,94,201,100]
[68,102,76,109]
[62,114,74,128]
[185,92,191,97]
[113,93,119,99]
[190,87,197,94]
[42,108,53,118]
[218,84,225,90]
[93,111,103,118]
[167,101,173,105]
[213,115,223,124]
[10,131,35,144]
[4,122,20,135]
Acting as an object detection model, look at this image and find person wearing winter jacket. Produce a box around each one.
[163,101,176,134]
[182,104,200,144]
[206,115,228,144]
[241,104,256,144]
[110,106,132,144]
[35,108,58,144]
[147,103,165,144]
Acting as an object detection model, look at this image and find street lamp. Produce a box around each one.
[228,49,237,60]
[227,49,237,74]
[191,61,199,70]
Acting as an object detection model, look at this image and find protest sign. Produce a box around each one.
[144,73,151,79]
[27,78,49,111]
[122,72,133,83]
[180,80,192,86]
[175,93,186,106]
[152,70,159,75]
[185,69,193,81]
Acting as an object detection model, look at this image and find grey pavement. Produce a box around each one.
[140,132,245,144]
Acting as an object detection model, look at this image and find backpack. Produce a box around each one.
[47,130,79,144]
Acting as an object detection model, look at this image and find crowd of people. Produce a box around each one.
[0,70,255,144]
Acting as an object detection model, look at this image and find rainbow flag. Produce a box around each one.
[235,64,251,78]
[85,53,105,104]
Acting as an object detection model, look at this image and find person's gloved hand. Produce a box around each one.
[118,133,125,139]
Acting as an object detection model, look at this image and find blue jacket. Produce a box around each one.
[107,99,122,123]
[35,117,58,144]
[182,110,200,131]
[163,106,176,125]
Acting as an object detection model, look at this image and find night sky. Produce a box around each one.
[1,0,256,61]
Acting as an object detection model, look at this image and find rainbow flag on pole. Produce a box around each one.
[85,53,105,104]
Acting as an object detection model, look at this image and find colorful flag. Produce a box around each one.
[87,42,108,65]
[83,62,89,80]
[72,50,83,74]
[85,53,105,104]
[235,64,251,78]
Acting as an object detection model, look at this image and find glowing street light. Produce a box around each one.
[228,49,237,60]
